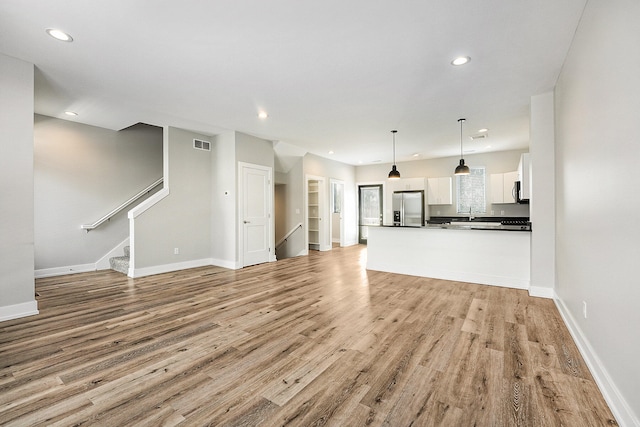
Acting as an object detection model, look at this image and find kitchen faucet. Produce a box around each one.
[469,207,474,221]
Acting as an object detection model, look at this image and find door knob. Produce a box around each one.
[244,220,250,224]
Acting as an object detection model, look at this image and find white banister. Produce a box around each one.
[81,178,163,232]
[276,223,303,249]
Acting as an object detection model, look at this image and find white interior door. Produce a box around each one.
[241,163,272,267]
[330,179,345,248]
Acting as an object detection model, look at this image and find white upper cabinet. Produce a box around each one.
[389,177,426,192]
[427,177,452,205]
[491,171,518,204]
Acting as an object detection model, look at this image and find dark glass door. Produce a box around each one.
[358,184,383,244]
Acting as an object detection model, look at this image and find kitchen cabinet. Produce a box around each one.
[490,171,518,203]
[427,177,452,205]
[388,177,425,192]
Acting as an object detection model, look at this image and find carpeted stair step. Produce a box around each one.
[109,245,130,274]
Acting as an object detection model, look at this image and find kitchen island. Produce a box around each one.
[367,225,530,289]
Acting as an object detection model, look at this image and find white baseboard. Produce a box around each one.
[554,295,639,427]
[210,258,240,270]
[0,300,39,322]
[130,258,217,278]
[35,263,96,278]
[528,285,554,299]
[96,237,130,270]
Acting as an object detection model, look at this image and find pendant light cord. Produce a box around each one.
[458,118,465,158]
[392,130,397,165]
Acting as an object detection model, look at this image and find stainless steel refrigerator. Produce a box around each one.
[392,190,425,227]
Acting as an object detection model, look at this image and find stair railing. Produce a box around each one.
[275,223,303,251]
[81,178,163,232]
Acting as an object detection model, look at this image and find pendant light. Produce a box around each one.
[454,118,470,175]
[388,130,401,179]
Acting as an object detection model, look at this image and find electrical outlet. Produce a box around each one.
[491,210,495,215]
[500,210,505,215]
[174,247,179,255]
[582,301,587,318]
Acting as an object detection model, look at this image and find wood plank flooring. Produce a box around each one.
[1,245,617,426]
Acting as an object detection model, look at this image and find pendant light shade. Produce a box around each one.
[388,130,401,179]
[454,118,470,175]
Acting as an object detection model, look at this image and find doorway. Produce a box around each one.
[306,175,329,251]
[358,184,383,244]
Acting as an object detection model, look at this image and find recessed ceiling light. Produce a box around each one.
[478,128,489,133]
[412,153,420,157]
[46,28,73,42]
[258,111,268,119]
[328,150,334,155]
[451,56,470,66]
[64,111,78,116]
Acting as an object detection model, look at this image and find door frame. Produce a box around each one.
[305,174,330,252]
[238,162,275,267]
[329,178,345,248]
[357,182,384,244]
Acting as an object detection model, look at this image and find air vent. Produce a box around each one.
[193,139,211,151]
[469,134,488,140]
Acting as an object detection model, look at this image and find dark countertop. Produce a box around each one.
[385,216,532,232]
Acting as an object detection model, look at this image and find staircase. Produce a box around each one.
[109,246,130,275]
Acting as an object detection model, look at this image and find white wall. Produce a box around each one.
[0,54,37,321]
[304,153,358,246]
[133,127,212,272]
[529,92,555,297]
[555,0,640,424]
[33,116,162,272]
[211,131,237,268]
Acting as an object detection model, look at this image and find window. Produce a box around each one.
[457,166,486,214]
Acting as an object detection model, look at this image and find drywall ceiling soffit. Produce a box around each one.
[0,0,587,165]
[273,140,307,173]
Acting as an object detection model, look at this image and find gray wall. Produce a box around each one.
[0,54,36,318]
[134,127,212,268]
[304,153,358,246]
[555,0,640,423]
[236,132,274,169]
[355,149,530,222]
[277,157,306,258]
[34,115,162,270]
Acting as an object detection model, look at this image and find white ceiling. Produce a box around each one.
[0,0,586,166]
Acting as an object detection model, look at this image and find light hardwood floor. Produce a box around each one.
[1,245,617,426]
